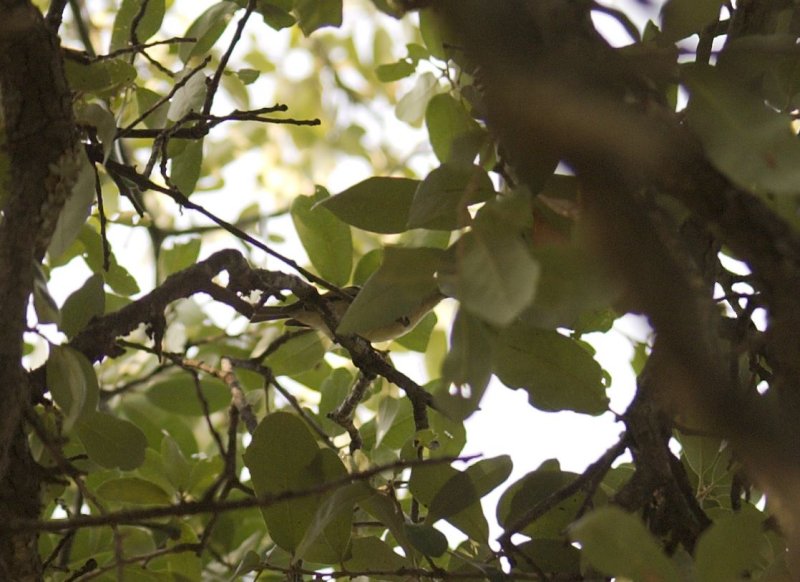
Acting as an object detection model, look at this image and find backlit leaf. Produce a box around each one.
[32,263,60,325]
[263,331,326,377]
[48,148,96,261]
[695,507,767,581]
[337,246,443,338]
[244,412,350,562]
[159,238,202,278]
[146,375,230,416]
[161,435,192,492]
[376,59,416,82]
[179,2,238,63]
[407,163,495,230]
[406,523,448,557]
[410,462,489,542]
[291,187,352,285]
[570,507,681,582]
[294,0,342,36]
[76,411,147,470]
[685,64,800,196]
[110,0,166,51]
[396,71,438,127]
[439,309,493,421]
[661,0,723,41]
[97,477,172,505]
[320,177,418,234]
[343,537,410,579]
[439,197,539,325]
[65,58,137,93]
[425,94,483,163]
[60,273,105,338]
[493,324,608,415]
[47,345,91,430]
[170,138,204,195]
[168,72,207,121]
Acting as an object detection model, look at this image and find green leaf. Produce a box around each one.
[76,411,147,470]
[375,396,413,448]
[407,163,495,230]
[295,482,372,561]
[520,245,617,331]
[32,263,60,325]
[47,345,93,430]
[64,58,137,93]
[294,0,342,35]
[159,238,202,278]
[337,246,444,339]
[168,72,207,121]
[256,1,296,30]
[48,148,96,261]
[291,187,353,285]
[170,138,204,195]
[291,449,350,564]
[353,249,384,285]
[318,368,351,436]
[264,331,326,377]
[427,456,512,524]
[492,324,608,415]
[419,8,450,61]
[376,59,416,82]
[74,103,117,162]
[516,539,581,576]
[405,523,448,557]
[695,507,767,581]
[360,491,414,556]
[135,86,170,129]
[439,309,493,421]
[110,0,166,51]
[425,94,483,164]
[684,64,800,196]
[146,375,230,416]
[320,177,419,234]
[661,0,723,41]
[396,71,438,127]
[343,537,410,579]
[410,462,489,542]
[96,477,172,505]
[243,412,350,562]
[497,462,586,539]
[161,435,192,492]
[439,197,539,326]
[236,68,261,85]
[60,273,105,338]
[180,1,239,63]
[570,507,681,582]
[79,226,140,296]
[394,311,437,352]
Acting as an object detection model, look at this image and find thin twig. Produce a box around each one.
[8,455,479,533]
[497,435,629,554]
[202,0,257,116]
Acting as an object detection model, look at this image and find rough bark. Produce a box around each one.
[0,0,78,578]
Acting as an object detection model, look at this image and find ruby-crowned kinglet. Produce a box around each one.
[250,286,443,342]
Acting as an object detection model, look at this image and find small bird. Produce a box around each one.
[250,286,443,342]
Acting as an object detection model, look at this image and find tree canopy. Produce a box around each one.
[2,0,800,580]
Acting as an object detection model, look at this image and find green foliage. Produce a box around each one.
[321,176,419,234]
[570,506,682,581]
[291,186,353,285]
[22,0,794,579]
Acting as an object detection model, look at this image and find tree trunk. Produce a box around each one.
[0,1,79,577]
